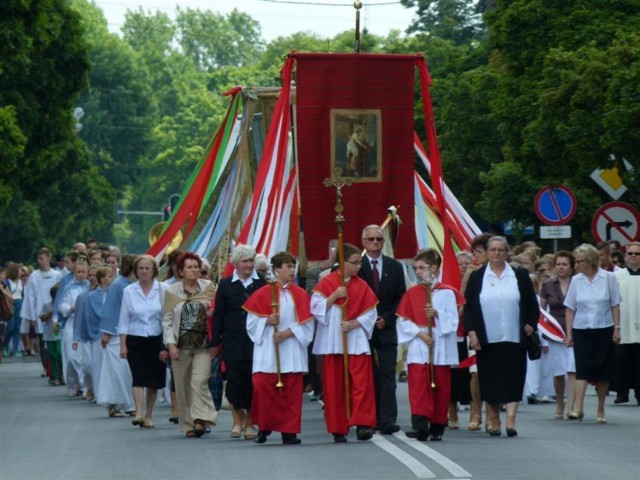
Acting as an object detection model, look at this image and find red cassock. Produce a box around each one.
[244,283,313,434]
[396,283,463,425]
[313,272,379,434]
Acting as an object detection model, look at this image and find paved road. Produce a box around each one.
[1,357,639,480]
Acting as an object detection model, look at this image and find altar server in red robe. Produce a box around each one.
[397,248,464,441]
[244,252,314,445]
[311,243,379,443]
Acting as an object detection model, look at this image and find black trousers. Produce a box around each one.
[371,340,398,426]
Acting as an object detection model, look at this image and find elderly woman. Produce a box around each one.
[210,245,266,440]
[539,251,576,419]
[163,252,218,438]
[564,244,621,423]
[464,236,539,437]
[119,255,166,428]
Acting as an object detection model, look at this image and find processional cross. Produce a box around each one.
[323,167,353,418]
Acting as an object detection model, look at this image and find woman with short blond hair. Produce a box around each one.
[564,244,621,423]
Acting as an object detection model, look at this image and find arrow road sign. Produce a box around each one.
[591,201,640,245]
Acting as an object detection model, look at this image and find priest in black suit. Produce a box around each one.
[359,225,406,434]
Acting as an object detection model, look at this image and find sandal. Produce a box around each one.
[244,425,257,440]
[108,405,125,418]
[468,415,482,431]
[194,420,205,437]
[230,425,243,438]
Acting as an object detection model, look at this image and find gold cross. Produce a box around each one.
[323,167,353,223]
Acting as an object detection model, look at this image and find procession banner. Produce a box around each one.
[295,53,417,260]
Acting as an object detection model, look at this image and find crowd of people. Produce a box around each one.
[0,232,638,444]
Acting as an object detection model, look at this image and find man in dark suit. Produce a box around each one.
[359,225,406,434]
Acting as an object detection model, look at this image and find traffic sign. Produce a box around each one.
[591,201,640,245]
[540,226,572,239]
[534,186,577,226]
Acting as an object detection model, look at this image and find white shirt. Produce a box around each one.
[614,268,640,344]
[479,264,521,343]
[7,279,23,300]
[310,290,377,355]
[564,269,621,329]
[246,288,314,373]
[397,287,459,366]
[232,269,260,288]
[20,268,63,333]
[119,280,165,337]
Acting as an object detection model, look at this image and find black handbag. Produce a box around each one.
[527,332,542,360]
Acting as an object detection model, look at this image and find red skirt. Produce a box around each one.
[322,354,376,434]
[407,363,451,425]
[251,372,303,433]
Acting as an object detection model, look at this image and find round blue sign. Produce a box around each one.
[534,186,577,226]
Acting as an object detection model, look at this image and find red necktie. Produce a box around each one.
[371,259,380,293]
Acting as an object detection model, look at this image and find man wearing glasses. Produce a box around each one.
[358,225,406,434]
[613,242,640,405]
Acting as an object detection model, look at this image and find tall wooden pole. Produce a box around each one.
[323,167,353,419]
[354,1,362,53]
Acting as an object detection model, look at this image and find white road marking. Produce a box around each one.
[371,434,436,478]
[393,432,472,478]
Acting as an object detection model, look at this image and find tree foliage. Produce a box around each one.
[0,0,115,263]
[3,1,639,261]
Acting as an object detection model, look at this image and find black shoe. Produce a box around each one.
[169,416,179,424]
[333,433,347,443]
[356,427,374,441]
[506,428,518,438]
[255,430,271,444]
[614,394,629,404]
[527,395,539,405]
[405,430,429,441]
[282,433,301,445]
[429,434,442,441]
[379,423,401,435]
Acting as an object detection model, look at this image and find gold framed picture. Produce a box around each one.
[330,109,382,182]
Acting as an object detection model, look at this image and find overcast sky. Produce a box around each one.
[93,0,417,42]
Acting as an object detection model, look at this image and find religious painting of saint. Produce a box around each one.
[330,109,382,182]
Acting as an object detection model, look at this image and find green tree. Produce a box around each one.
[0,0,116,263]
[71,0,153,191]
[400,0,485,44]
[176,8,264,71]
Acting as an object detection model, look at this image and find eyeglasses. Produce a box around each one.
[365,237,384,242]
[627,252,640,256]
[345,259,362,266]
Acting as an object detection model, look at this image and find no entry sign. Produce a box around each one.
[534,186,577,226]
[591,201,640,245]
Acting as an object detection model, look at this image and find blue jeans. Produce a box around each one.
[3,298,21,352]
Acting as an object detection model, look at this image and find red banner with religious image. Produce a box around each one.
[295,53,417,261]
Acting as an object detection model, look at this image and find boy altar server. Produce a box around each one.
[397,248,464,441]
[244,252,314,445]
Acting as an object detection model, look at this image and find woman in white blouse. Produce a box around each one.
[119,255,166,429]
[564,244,621,423]
[464,236,539,437]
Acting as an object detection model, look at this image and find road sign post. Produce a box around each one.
[534,186,577,226]
[591,201,640,246]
